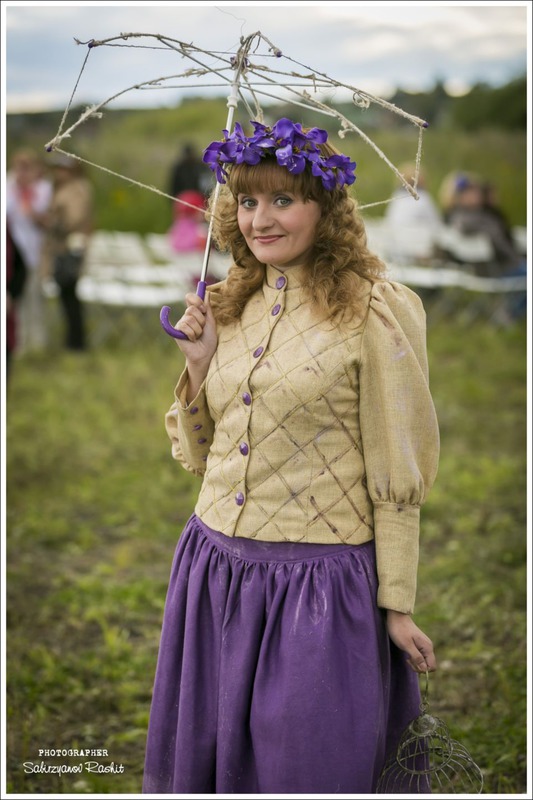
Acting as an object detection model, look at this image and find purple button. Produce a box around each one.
[235,492,245,506]
[189,406,199,415]
[272,304,281,316]
[276,276,286,289]
[242,392,252,406]
[198,437,207,444]
[193,424,202,431]
[253,346,264,358]
[239,443,249,456]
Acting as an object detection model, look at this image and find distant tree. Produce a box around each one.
[451,76,526,131]
[389,81,452,128]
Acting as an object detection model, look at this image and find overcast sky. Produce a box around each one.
[2,1,530,114]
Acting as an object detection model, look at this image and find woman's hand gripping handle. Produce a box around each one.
[161,287,218,403]
[160,281,208,340]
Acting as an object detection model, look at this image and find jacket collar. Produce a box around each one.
[265,263,307,290]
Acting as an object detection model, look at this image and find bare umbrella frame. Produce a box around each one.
[44,30,430,339]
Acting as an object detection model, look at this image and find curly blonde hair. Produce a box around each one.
[208,142,385,325]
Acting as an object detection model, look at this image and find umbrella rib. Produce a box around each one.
[277,50,428,127]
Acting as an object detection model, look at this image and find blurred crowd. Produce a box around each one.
[6,148,94,378]
[5,146,526,377]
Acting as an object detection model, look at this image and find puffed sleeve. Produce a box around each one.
[164,368,215,477]
[359,281,439,613]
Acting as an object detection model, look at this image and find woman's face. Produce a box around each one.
[236,189,321,271]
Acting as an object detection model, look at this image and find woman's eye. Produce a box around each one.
[275,196,292,207]
[240,198,256,209]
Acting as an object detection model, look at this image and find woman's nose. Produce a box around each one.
[252,202,274,230]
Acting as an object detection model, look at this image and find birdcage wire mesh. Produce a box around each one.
[376,672,484,794]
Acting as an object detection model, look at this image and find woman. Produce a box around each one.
[46,154,94,351]
[143,118,440,794]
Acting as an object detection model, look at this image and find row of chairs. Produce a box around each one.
[363,218,527,272]
[79,231,229,306]
[43,228,526,343]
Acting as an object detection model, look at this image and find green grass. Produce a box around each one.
[5,306,527,794]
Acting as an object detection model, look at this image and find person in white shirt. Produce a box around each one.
[383,165,442,264]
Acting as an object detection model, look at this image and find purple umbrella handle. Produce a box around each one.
[160,281,207,339]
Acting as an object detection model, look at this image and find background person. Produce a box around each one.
[168,189,208,253]
[143,118,440,795]
[5,148,53,353]
[445,174,525,278]
[6,223,28,381]
[383,164,442,264]
[44,154,94,351]
[168,142,214,201]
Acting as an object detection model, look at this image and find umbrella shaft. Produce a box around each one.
[198,53,246,290]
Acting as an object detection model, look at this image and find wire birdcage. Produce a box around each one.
[377,672,484,794]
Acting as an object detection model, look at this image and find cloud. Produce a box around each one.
[6,90,65,114]
[3,2,528,113]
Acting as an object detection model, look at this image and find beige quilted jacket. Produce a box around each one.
[165,264,440,613]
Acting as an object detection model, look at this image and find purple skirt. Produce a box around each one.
[143,515,421,794]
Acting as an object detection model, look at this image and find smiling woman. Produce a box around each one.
[142,117,440,795]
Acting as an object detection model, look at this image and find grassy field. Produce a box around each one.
[5,302,527,794]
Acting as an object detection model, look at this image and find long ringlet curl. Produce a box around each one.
[208,142,385,327]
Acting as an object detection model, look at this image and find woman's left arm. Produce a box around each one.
[359,281,440,616]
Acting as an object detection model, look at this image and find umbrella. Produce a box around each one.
[44,30,430,339]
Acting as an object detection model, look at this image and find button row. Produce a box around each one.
[234,279,286,508]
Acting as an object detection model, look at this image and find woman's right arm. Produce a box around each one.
[164,290,218,475]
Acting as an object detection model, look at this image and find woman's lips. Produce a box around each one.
[254,236,283,244]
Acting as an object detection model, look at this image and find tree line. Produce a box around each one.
[386,75,526,131]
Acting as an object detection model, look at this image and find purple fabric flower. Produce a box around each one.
[202,117,357,190]
[275,143,307,174]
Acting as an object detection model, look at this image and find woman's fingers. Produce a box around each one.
[176,294,208,340]
[407,634,437,673]
[386,612,437,674]
[184,292,207,313]
[183,309,206,337]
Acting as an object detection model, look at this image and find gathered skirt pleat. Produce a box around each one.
[142,514,421,794]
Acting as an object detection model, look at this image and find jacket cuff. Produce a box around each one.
[373,502,420,614]
[174,369,214,469]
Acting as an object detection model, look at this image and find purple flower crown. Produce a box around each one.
[202,117,356,191]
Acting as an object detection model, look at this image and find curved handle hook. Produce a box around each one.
[160,305,188,339]
[160,281,207,340]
